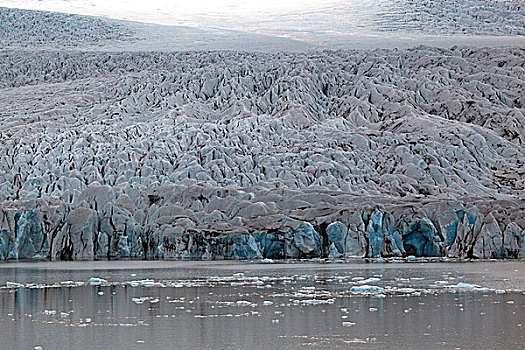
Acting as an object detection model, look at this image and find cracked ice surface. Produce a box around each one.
[0,46,524,260]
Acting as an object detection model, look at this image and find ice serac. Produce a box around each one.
[472,213,503,259]
[0,229,15,260]
[400,214,442,257]
[52,207,96,260]
[326,222,346,258]
[285,222,322,258]
[381,212,405,258]
[367,210,384,258]
[254,232,285,259]
[211,234,263,260]
[503,222,525,258]
[16,210,48,259]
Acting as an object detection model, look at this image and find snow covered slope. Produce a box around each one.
[0,7,523,260]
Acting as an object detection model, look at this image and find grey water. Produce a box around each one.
[0,261,523,350]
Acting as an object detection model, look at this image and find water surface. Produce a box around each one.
[0,261,524,349]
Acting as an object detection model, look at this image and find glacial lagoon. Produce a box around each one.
[0,260,523,350]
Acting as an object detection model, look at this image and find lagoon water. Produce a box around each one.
[0,261,523,349]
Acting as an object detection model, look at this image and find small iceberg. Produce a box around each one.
[132,297,160,304]
[447,283,489,291]
[129,279,165,287]
[88,278,107,285]
[356,277,381,284]
[6,282,24,288]
[350,285,384,293]
[293,298,335,305]
[396,288,418,294]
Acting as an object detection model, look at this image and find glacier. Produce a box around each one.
[0,7,524,261]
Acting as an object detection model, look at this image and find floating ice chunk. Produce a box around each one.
[6,282,24,288]
[495,290,506,294]
[132,296,159,304]
[236,300,252,305]
[342,321,356,327]
[406,256,416,261]
[350,285,384,293]
[351,277,364,281]
[434,281,449,285]
[88,278,107,285]
[43,310,56,315]
[448,283,481,289]
[396,288,417,294]
[357,277,381,284]
[369,307,377,312]
[261,259,274,263]
[294,298,335,305]
[97,291,104,296]
[263,301,274,305]
[59,280,84,287]
[129,279,164,287]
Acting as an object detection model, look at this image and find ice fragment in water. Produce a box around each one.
[88,278,107,285]
[6,282,24,288]
[350,285,384,293]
